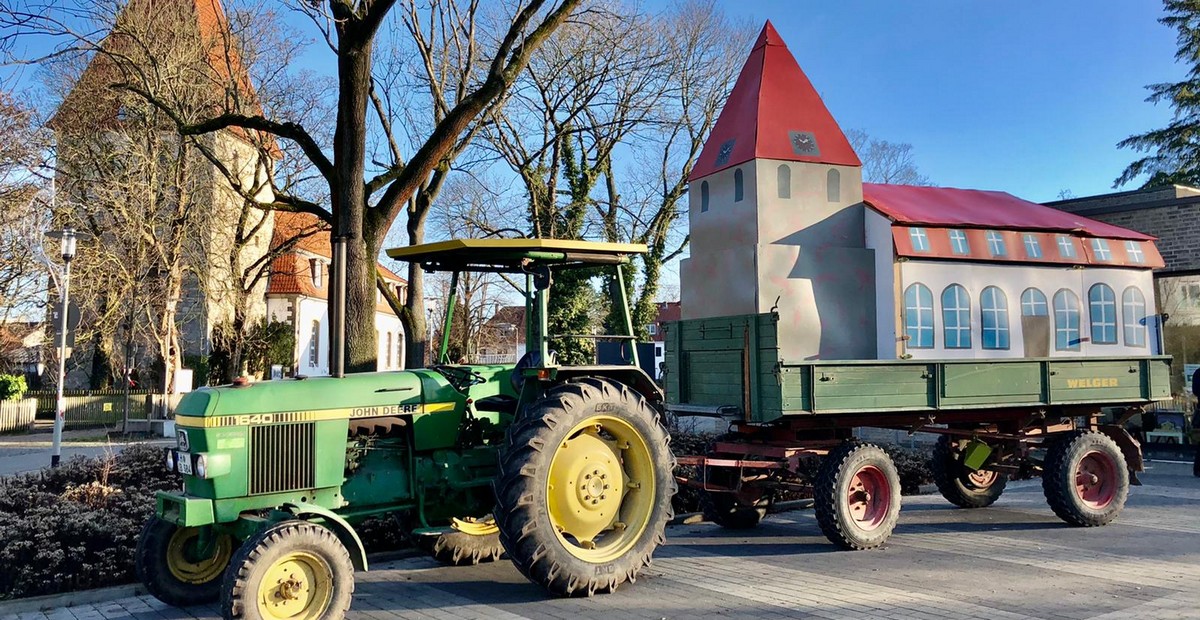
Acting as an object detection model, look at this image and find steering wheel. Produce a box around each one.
[431,364,486,390]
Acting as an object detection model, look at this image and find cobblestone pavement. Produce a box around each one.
[5,461,1199,620]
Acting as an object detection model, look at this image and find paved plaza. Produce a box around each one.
[4,460,1199,620]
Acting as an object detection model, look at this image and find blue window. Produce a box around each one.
[1088,283,1117,344]
[1022,234,1042,258]
[1125,241,1144,264]
[1122,287,1146,347]
[986,230,1007,257]
[948,230,970,255]
[1056,235,1076,258]
[980,286,1010,350]
[904,283,934,349]
[941,285,971,349]
[909,228,930,252]
[777,165,791,199]
[1090,238,1112,261]
[1053,290,1081,351]
[700,181,709,212]
[1020,288,1048,317]
[734,168,744,202]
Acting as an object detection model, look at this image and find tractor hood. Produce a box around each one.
[175,371,428,422]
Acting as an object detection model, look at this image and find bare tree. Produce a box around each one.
[0,91,50,324]
[845,128,933,186]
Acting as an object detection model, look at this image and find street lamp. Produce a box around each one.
[45,227,91,467]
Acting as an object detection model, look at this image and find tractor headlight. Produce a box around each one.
[194,454,207,479]
[164,448,176,472]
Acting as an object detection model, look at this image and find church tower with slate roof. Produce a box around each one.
[680,21,878,361]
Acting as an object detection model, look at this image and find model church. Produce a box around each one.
[680,22,1163,362]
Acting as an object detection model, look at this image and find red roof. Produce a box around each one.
[863,184,1155,241]
[689,21,860,181]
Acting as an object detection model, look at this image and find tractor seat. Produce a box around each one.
[474,394,518,414]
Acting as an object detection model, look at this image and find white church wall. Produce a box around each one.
[681,163,760,321]
[864,209,897,358]
[898,260,1157,360]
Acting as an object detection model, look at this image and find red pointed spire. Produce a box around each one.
[689,21,860,181]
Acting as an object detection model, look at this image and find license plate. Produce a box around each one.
[176,451,193,475]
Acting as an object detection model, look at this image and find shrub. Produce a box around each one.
[0,444,179,600]
[0,374,27,402]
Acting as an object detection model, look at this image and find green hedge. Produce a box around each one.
[0,375,26,402]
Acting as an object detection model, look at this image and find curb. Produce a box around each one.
[0,584,148,615]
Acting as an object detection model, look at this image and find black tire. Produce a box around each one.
[136,517,235,607]
[930,435,1008,509]
[699,490,767,530]
[493,377,675,597]
[429,529,505,566]
[814,441,902,550]
[1042,430,1129,527]
[220,521,354,620]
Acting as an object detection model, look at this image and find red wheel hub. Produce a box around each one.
[847,465,891,531]
[966,469,997,488]
[1074,450,1117,509]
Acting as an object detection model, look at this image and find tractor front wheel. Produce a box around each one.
[931,435,1008,509]
[494,378,675,597]
[136,517,235,606]
[221,521,354,620]
[814,442,901,550]
[1042,430,1129,527]
[428,517,506,566]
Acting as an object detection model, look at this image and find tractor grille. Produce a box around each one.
[248,422,315,495]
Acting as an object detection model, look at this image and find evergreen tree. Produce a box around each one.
[1118,1,1200,188]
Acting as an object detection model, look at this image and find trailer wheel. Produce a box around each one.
[221,521,354,620]
[494,377,675,597]
[814,442,901,550]
[1042,430,1129,527]
[428,517,505,566]
[136,517,234,606]
[930,436,1008,509]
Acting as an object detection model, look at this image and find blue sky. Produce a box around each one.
[727,1,1179,201]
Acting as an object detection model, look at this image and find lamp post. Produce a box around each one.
[45,228,90,467]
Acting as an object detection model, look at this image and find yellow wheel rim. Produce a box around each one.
[451,516,500,537]
[546,414,656,563]
[166,527,233,585]
[256,551,334,620]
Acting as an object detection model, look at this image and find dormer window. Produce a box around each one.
[1124,240,1144,264]
[986,231,1007,257]
[1056,235,1076,258]
[1022,234,1042,258]
[948,230,969,255]
[908,227,930,252]
[1090,238,1112,261]
[310,259,322,287]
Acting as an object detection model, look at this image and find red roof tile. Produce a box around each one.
[689,21,860,181]
[863,184,1155,241]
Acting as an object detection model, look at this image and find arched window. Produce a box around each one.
[700,180,710,213]
[1053,290,1081,351]
[904,283,934,349]
[777,165,791,199]
[1020,288,1048,316]
[1088,284,1117,344]
[981,286,1010,350]
[827,169,841,202]
[733,168,744,202]
[941,285,971,349]
[1122,287,1147,347]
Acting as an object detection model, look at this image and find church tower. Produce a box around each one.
[680,22,877,360]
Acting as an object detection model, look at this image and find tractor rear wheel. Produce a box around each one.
[220,521,354,620]
[1042,430,1129,527]
[428,517,505,566]
[931,435,1008,509]
[136,517,234,606]
[494,378,675,597]
[814,441,901,550]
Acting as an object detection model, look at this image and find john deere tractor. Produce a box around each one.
[137,239,675,620]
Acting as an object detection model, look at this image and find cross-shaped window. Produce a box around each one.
[1056,235,1076,258]
[1091,238,1112,261]
[1022,234,1042,258]
[1124,241,1144,264]
[986,231,1006,257]
[909,227,930,252]
[948,230,969,255]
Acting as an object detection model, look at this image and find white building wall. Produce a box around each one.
[865,210,897,358]
[374,312,405,371]
[897,260,1158,359]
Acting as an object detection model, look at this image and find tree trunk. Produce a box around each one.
[402,194,431,369]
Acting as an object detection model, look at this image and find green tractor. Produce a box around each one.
[138,239,676,620]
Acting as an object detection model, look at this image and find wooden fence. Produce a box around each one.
[0,398,36,433]
[26,390,182,428]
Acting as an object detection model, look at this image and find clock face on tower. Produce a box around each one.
[788,131,820,157]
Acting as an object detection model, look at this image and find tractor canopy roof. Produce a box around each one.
[386,238,647,273]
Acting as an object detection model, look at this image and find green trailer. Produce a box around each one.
[667,311,1169,549]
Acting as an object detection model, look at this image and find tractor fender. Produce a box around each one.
[1097,424,1145,482]
[552,365,664,408]
[281,503,369,571]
